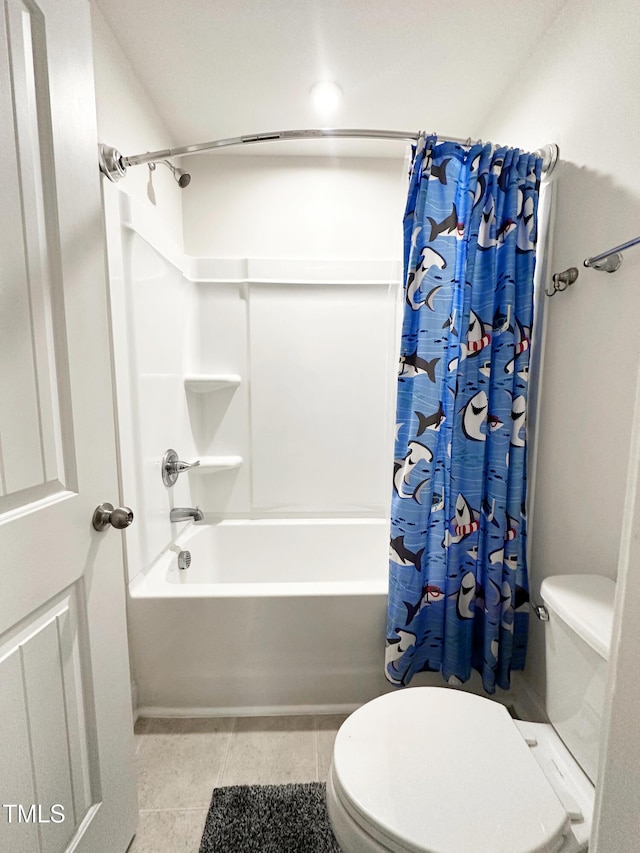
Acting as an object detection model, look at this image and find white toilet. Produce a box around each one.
[326,574,616,853]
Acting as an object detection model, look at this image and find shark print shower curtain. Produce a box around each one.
[385,134,541,694]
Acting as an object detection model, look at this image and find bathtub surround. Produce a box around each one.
[103,187,197,582]
[104,188,401,580]
[387,136,541,692]
[103,185,404,711]
[103,153,540,716]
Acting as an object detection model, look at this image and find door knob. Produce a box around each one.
[92,502,134,531]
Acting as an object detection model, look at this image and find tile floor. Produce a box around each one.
[128,713,348,852]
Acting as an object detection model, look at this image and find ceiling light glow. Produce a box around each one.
[310,81,343,116]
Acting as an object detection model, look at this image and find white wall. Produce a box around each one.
[90,3,183,246]
[592,363,640,850]
[480,1,640,847]
[479,0,640,703]
[182,153,407,258]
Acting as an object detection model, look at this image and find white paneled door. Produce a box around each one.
[0,1,137,852]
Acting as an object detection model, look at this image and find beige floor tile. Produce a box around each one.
[128,809,207,853]
[136,717,234,810]
[316,714,350,782]
[219,715,316,786]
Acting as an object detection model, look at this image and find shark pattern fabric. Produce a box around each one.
[386,134,541,694]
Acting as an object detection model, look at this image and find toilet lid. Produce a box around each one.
[332,688,570,853]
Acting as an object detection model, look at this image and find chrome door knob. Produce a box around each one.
[92,502,134,531]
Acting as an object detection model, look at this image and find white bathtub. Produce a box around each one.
[128,519,392,714]
[130,518,389,598]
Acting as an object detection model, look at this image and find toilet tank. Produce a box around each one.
[541,574,616,785]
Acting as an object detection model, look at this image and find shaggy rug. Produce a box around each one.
[199,782,342,852]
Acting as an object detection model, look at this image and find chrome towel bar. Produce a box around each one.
[584,234,640,273]
[549,233,640,295]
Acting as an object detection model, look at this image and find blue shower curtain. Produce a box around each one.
[385,134,541,694]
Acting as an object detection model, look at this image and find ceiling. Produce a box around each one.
[94,0,569,157]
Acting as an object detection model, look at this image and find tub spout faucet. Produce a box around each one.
[170,506,204,522]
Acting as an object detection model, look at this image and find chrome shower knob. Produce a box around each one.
[92,502,134,531]
[162,448,201,487]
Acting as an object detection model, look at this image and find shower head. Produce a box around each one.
[176,170,191,188]
[148,159,191,188]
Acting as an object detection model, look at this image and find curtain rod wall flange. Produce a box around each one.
[584,233,640,272]
[98,131,559,183]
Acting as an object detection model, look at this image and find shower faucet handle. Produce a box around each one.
[162,448,200,487]
[174,459,200,473]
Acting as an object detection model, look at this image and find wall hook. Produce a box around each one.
[546,267,579,297]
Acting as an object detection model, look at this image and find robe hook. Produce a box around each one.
[546,267,579,297]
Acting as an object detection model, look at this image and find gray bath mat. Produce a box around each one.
[199,782,342,852]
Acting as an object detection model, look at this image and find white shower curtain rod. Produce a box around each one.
[98,129,559,183]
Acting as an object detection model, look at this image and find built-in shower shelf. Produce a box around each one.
[184,374,242,393]
[193,455,244,472]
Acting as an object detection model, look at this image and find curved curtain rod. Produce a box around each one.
[98,129,559,182]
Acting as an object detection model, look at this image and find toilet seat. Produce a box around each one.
[330,688,572,853]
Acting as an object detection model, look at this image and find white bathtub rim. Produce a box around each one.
[130,577,388,599]
[198,517,389,526]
